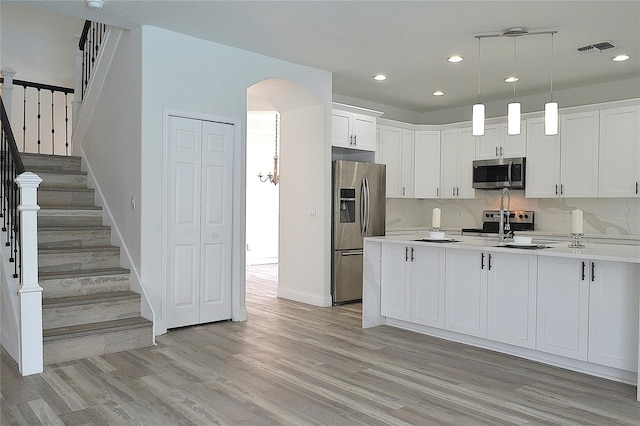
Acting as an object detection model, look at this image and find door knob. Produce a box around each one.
[213,232,219,237]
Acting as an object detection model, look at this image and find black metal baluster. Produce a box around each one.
[22,86,27,152]
[37,88,41,154]
[12,177,19,278]
[51,89,55,155]
[65,93,69,156]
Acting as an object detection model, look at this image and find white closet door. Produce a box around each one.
[167,116,233,328]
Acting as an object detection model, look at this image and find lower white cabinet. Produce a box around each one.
[537,256,589,361]
[381,243,445,327]
[588,260,640,372]
[486,252,537,349]
[445,249,487,338]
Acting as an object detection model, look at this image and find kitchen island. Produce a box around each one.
[363,234,640,400]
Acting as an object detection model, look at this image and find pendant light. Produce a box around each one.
[545,32,558,135]
[507,35,521,135]
[472,37,485,136]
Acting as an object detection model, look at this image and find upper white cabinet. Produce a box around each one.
[379,125,414,197]
[331,104,380,152]
[526,110,599,198]
[598,105,640,197]
[476,122,527,160]
[414,130,441,198]
[440,127,476,199]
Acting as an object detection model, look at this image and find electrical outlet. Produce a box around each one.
[308,207,317,218]
[246,244,251,251]
[562,210,570,221]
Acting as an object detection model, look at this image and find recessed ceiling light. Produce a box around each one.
[432,91,445,96]
[612,54,630,62]
[504,76,519,83]
[373,74,387,81]
[448,56,464,63]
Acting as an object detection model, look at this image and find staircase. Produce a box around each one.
[22,153,153,365]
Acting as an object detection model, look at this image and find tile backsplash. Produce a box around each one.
[387,192,640,236]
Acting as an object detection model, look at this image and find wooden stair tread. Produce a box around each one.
[39,245,120,254]
[38,187,93,193]
[28,168,87,176]
[39,225,111,231]
[39,206,102,211]
[39,267,130,280]
[43,317,151,342]
[43,290,139,307]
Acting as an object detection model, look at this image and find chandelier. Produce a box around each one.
[258,113,280,185]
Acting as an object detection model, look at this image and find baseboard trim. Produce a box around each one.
[277,287,332,307]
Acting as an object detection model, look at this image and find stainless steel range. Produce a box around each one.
[462,210,535,237]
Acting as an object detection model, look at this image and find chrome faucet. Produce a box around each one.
[498,188,511,243]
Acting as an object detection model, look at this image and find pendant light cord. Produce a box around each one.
[512,35,517,100]
[477,37,481,103]
[274,113,278,160]
[550,32,554,102]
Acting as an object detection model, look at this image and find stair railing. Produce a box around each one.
[1,68,74,156]
[0,95,43,375]
[79,20,107,102]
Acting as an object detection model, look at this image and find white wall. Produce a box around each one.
[246,112,279,264]
[139,26,333,332]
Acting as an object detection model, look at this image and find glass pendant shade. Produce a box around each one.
[545,102,558,135]
[507,102,521,135]
[472,103,485,136]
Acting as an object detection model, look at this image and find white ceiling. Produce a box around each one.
[15,0,640,113]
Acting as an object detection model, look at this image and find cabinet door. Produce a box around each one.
[411,245,446,328]
[588,261,640,372]
[502,122,527,158]
[526,118,561,198]
[537,257,589,361]
[476,124,501,160]
[414,131,441,198]
[445,249,487,337]
[598,105,640,197]
[486,252,537,349]
[352,114,377,151]
[331,110,352,149]
[440,129,458,199]
[400,129,415,197]
[379,126,403,197]
[457,128,477,199]
[561,111,599,197]
[380,244,410,321]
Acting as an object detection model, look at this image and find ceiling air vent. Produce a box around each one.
[577,41,618,54]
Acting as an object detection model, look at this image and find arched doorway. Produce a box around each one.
[245,78,332,307]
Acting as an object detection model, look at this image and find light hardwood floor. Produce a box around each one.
[2,263,639,425]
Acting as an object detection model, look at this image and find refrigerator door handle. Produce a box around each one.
[341,250,364,256]
[360,178,366,236]
[364,178,371,235]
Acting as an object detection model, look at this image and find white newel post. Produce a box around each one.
[1,67,16,121]
[73,35,84,125]
[16,172,43,376]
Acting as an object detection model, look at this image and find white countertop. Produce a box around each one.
[366,234,640,264]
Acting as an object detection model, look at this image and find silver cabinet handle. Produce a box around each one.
[452,187,455,196]
[405,246,409,262]
[636,181,638,194]
[353,134,356,146]
[561,184,564,195]
[500,146,503,156]
[411,247,415,262]
[436,187,439,198]
[456,187,460,196]
[555,184,558,195]
[495,146,499,157]
[402,186,405,196]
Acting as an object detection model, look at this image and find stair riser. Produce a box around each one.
[37,172,88,189]
[39,250,120,273]
[39,229,111,248]
[41,273,131,299]
[38,190,95,207]
[43,297,141,330]
[21,154,82,173]
[44,325,153,365]
[38,211,102,227]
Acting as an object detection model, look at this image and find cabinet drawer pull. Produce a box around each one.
[456,187,460,196]
[561,184,564,195]
[581,261,586,281]
[555,184,558,195]
[481,253,485,269]
[353,134,357,145]
[411,247,415,262]
[405,246,409,262]
[436,187,439,197]
[488,254,492,270]
[591,262,595,282]
[500,146,503,156]
[636,181,638,194]
[495,147,499,157]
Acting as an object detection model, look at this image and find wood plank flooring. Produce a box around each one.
[2,263,639,425]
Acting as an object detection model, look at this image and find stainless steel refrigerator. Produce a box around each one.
[332,160,386,304]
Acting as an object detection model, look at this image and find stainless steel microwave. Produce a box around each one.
[472,157,525,189]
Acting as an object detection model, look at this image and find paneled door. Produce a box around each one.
[166,115,234,328]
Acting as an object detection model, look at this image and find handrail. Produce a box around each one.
[79,20,92,50]
[0,95,24,281]
[78,20,107,99]
[1,78,74,95]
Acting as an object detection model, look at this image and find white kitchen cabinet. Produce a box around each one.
[380,243,411,321]
[537,256,589,361]
[526,110,599,198]
[331,108,377,151]
[413,130,441,198]
[379,125,414,197]
[588,261,640,372]
[381,243,446,328]
[445,249,487,337]
[476,122,526,160]
[440,127,476,199]
[486,251,537,349]
[411,245,446,328]
[598,105,640,197]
